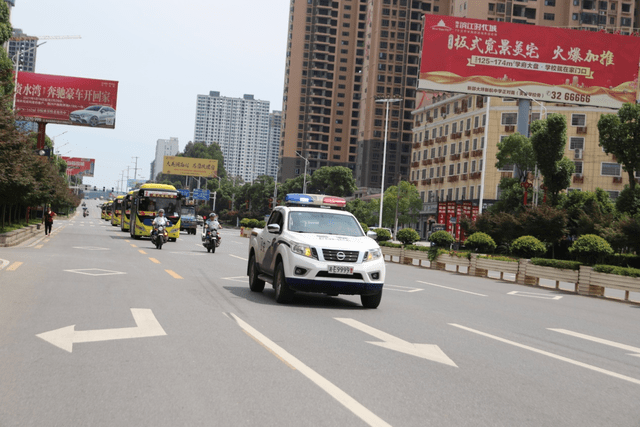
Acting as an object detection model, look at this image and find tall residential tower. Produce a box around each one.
[194,92,271,183]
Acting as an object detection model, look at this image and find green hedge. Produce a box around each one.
[530,258,581,271]
[593,264,640,278]
[602,253,640,269]
[478,254,518,262]
[405,244,429,252]
[378,241,402,248]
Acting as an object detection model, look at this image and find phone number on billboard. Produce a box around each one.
[547,91,590,103]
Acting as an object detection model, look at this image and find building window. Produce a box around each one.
[574,161,583,175]
[544,0,556,5]
[501,113,517,125]
[544,13,555,20]
[601,162,621,176]
[569,137,584,150]
[571,114,586,126]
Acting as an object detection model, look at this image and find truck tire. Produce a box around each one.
[248,254,265,292]
[360,290,382,309]
[274,262,293,304]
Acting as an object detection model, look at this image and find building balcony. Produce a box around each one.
[573,175,584,183]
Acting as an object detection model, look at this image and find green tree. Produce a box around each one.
[597,102,640,190]
[489,177,529,214]
[519,205,568,256]
[346,198,378,226]
[0,2,14,103]
[308,166,357,197]
[381,181,422,228]
[530,114,574,205]
[495,133,535,183]
[279,174,309,195]
[560,188,616,237]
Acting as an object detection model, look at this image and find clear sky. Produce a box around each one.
[12,0,290,192]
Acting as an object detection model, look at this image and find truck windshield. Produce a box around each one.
[288,211,363,237]
[181,207,195,216]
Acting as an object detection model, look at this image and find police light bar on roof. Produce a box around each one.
[285,193,346,208]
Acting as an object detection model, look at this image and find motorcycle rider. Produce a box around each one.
[204,213,221,231]
[152,208,171,236]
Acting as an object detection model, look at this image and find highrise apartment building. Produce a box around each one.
[266,111,282,181]
[8,29,38,72]
[193,92,271,183]
[447,0,634,32]
[407,0,638,238]
[151,137,179,181]
[280,0,429,192]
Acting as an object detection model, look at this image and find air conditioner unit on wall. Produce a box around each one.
[574,148,583,159]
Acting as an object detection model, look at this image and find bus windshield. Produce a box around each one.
[139,197,179,217]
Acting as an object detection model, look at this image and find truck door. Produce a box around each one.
[261,210,283,275]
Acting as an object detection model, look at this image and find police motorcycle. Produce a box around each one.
[201,214,221,253]
[151,209,171,250]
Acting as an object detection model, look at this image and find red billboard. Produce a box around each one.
[15,73,118,128]
[419,15,640,109]
[62,157,95,177]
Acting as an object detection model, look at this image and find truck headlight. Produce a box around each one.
[292,243,317,259]
[364,248,382,262]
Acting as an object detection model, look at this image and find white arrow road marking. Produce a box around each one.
[450,324,640,385]
[221,276,248,283]
[384,284,423,293]
[508,291,562,300]
[336,318,457,367]
[549,328,640,358]
[229,313,391,427]
[37,308,166,353]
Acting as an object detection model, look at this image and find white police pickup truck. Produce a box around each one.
[247,194,386,308]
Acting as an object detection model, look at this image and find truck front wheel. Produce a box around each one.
[274,263,294,304]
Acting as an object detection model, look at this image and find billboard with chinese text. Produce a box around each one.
[62,157,95,177]
[162,156,218,178]
[15,73,118,128]
[419,15,640,109]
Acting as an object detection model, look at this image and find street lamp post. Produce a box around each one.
[375,97,402,228]
[296,151,309,193]
[518,88,547,207]
[12,42,47,110]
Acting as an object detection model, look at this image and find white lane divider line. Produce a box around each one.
[549,328,640,358]
[229,313,392,427]
[417,281,487,296]
[450,323,640,386]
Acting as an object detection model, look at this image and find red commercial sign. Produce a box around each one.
[62,157,95,177]
[15,73,118,128]
[419,15,640,109]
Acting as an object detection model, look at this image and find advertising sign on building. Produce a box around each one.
[15,73,119,128]
[162,156,218,178]
[61,157,95,177]
[419,15,640,109]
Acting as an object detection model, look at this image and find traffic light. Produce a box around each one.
[103,187,106,192]
[93,186,97,191]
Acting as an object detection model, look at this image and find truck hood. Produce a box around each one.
[294,233,379,249]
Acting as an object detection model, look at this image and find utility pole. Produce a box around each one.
[132,157,140,181]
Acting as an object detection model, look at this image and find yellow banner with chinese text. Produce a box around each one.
[162,156,218,178]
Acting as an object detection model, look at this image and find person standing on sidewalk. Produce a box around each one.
[44,208,56,236]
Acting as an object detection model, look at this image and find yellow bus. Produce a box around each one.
[120,190,136,232]
[103,201,113,221]
[111,195,125,227]
[129,184,182,241]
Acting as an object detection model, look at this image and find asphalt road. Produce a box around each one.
[1,204,639,426]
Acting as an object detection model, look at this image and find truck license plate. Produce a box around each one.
[328,265,353,275]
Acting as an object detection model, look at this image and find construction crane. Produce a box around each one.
[34,35,82,40]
